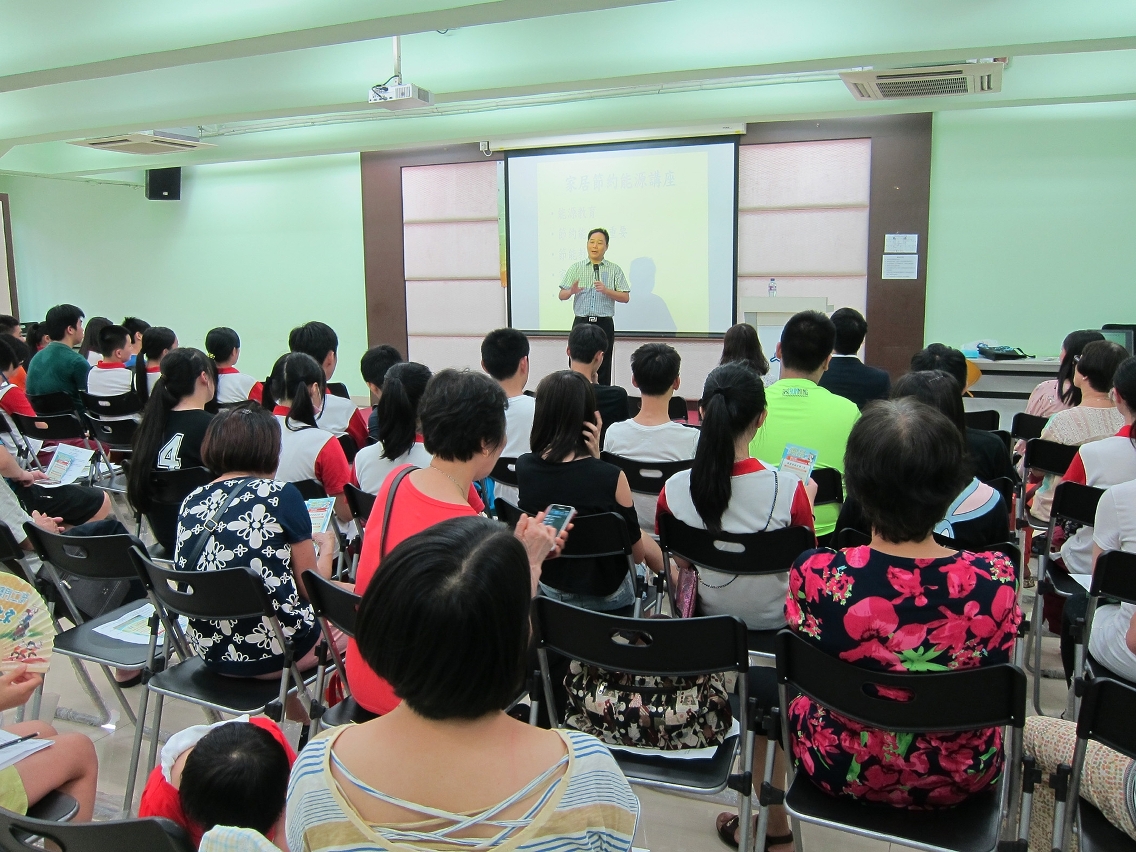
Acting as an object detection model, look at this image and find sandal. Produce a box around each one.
[716,813,793,851]
[764,831,794,851]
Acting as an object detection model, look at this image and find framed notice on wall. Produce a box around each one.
[0,194,16,317]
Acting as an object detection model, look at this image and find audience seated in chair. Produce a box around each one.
[786,398,1020,808]
[127,349,217,552]
[482,328,535,508]
[719,322,772,384]
[288,516,636,852]
[346,369,564,717]
[910,343,1016,485]
[835,371,1010,551]
[604,342,699,530]
[1030,340,1130,522]
[288,321,369,449]
[1,442,112,530]
[359,344,403,443]
[0,318,30,389]
[1085,476,1136,683]
[350,362,431,495]
[567,324,628,442]
[749,310,859,540]
[174,403,339,683]
[122,316,151,365]
[139,717,295,849]
[84,323,136,399]
[132,327,178,403]
[817,307,890,409]
[269,353,352,527]
[24,304,91,409]
[517,370,664,609]
[205,327,263,405]
[0,336,41,450]
[1027,330,1106,419]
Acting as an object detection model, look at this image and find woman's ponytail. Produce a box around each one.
[133,326,177,404]
[278,352,325,431]
[377,362,432,459]
[689,363,767,531]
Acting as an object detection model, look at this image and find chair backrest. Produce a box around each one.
[303,572,361,637]
[23,525,145,582]
[26,391,74,416]
[600,452,693,496]
[659,513,814,577]
[531,596,748,678]
[0,812,192,852]
[343,483,375,523]
[981,540,1022,567]
[1089,551,1136,604]
[337,433,359,464]
[537,511,634,598]
[84,414,138,448]
[1023,438,1079,478]
[291,478,328,500]
[964,409,1000,431]
[495,498,523,529]
[986,476,1015,505]
[12,411,87,442]
[1077,677,1136,762]
[811,467,844,506]
[776,629,1026,733]
[835,527,871,549]
[326,382,351,400]
[149,467,215,507]
[668,396,688,422]
[79,391,141,419]
[0,525,26,575]
[490,456,518,487]
[1050,481,1104,528]
[1011,412,1048,443]
[129,547,275,622]
[991,429,1012,453]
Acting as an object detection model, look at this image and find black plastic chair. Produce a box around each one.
[776,629,1027,852]
[83,415,137,488]
[490,456,518,488]
[0,812,191,852]
[21,525,154,811]
[343,482,375,528]
[1081,551,1136,694]
[1053,677,1136,852]
[658,514,814,658]
[965,409,1000,431]
[1029,481,1103,716]
[302,572,376,733]
[326,382,351,400]
[811,467,843,507]
[1011,412,1048,444]
[537,511,641,615]
[835,527,872,549]
[127,547,316,813]
[292,478,328,500]
[530,597,756,851]
[986,476,1015,506]
[1016,438,1081,588]
[668,395,688,422]
[337,433,359,464]
[24,790,80,823]
[149,467,214,506]
[12,411,90,449]
[495,498,523,529]
[600,452,693,496]
[0,412,43,470]
[26,391,74,416]
[79,390,141,419]
[991,429,1012,453]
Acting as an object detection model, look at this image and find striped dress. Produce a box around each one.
[286,728,640,852]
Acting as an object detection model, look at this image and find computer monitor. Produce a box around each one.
[1101,326,1135,355]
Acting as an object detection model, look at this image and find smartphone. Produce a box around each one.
[542,504,577,537]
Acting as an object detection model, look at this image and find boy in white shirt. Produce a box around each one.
[604,342,698,529]
[481,328,535,508]
[85,324,135,398]
[288,321,369,451]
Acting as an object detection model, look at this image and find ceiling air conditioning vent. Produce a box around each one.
[69,130,215,155]
[840,62,1003,101]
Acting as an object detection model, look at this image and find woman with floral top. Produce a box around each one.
[174,402,337,678]
[786,397,1021,809]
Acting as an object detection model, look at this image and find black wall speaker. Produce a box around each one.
[145,167,181,201]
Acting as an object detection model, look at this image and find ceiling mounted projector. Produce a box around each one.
[368,81,434,109]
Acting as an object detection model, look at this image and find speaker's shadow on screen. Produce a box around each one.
[616,257,677,333]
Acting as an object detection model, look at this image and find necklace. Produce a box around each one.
[429,464,468,500]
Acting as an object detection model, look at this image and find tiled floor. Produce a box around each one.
[11,553,1070,850]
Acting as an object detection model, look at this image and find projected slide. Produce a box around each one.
[507,140,736,335]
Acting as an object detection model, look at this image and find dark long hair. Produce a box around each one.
[79,317,110,360]
[1057,330,1105,406]
[690,363,767,531]
[134,326,177,403]
[530,371,595,463]
[1112,356,1136,454]
[127,348,214,512]
[378,362,432,460]
[274,352,325,431]
[720,323,769,375]
[205,327,241,363]
[891,371,967,437]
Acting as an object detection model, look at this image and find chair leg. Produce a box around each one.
[752,732,776,852]
[1031,583,1046,716]
[122,683,152,816]
[98,666,138,726]
[145,693,166,775]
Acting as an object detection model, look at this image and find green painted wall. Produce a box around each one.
[926,101,1136,356]
[0,153,367,393]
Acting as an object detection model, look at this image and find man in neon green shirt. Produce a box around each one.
[749,311,861,539]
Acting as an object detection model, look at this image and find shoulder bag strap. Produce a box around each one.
[378,465,418,561]
[180,477,252,571]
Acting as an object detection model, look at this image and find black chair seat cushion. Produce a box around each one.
[612,733,739,791]
[53,603,156,669]
[147,657,315,715]
[25,790,80,822]
[1079,798,1136,852]
[748,629,778,657]
[320,696,377,729]
[785,774,1003,852]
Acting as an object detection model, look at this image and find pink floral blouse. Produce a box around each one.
[785,546,1021,809]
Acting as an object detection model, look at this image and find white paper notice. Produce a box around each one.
[882,254,919,280]
[884,233,919,254]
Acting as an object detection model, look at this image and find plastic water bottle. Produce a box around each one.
[767,277,778,297]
